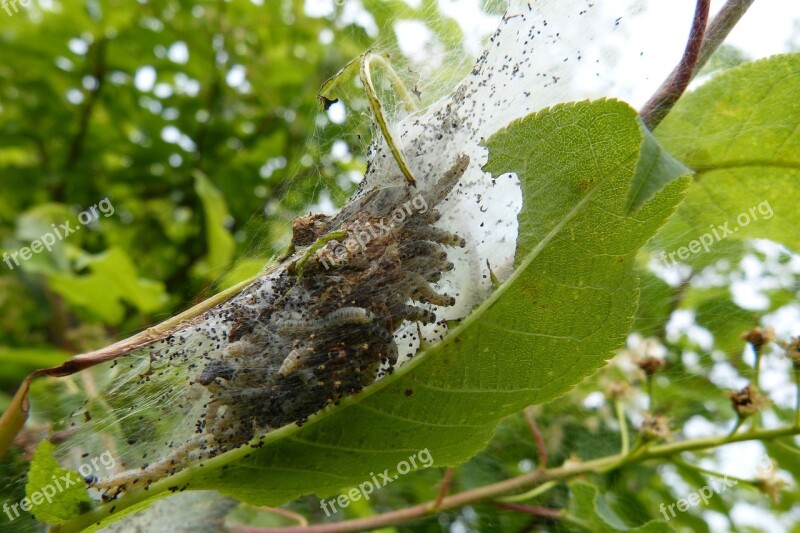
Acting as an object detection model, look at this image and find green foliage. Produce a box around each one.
[653,53,800,255]
[25,441,90,525]
[48,248,167,324]
[569,481,671,532]
[2,2,800,531]
[626,124,692,214]
[192,171,236,279]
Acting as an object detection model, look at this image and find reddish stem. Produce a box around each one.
[640,0,711,129]
[497,502,562,520]
[432,468,455,510]
[524,407,548,468]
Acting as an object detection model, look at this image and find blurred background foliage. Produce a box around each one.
[0,0,467,388]
[1,0,800,531]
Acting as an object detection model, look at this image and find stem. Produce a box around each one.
[754,350,762,387]
[366,54,418,113]
[523,407,548,468]
[359,52,418,186]
[641,0,756,129]
[695,0,756,73]
[727,416,746,436]
[252,507,309,527]
[496,502,562,520]
[318,51,419,187]
[774,440,800,457]
[233,425,800,533]
[671,457,757,487]
[615,400,630,456]
[753,348,763,429]
[497,503,593,532]
[640,0,711,129]
[795,367,800,427]
[498,480,558,504]
[617,438,655,467]
[431,468,455,510]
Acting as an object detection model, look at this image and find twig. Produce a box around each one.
[496,502,561,520]
[795,368,800,427]
[497,503,592,530]
[695,0,756,73]
[431,468,455,510]
[727,416,746,436]
[523,407,548,468]
[671,457,757,487]
[774,440,800,456]
[228,425,800,533]
[318,51,419,186]
[640,0,711,129]
[498,480,558,504]
[256,507,309,527]
[615,400,630,455]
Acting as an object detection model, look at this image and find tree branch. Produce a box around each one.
[232,425,800,533]
[640,0,711,129]
[496,502,562,520]
[641,0,757,129]
[695,0,756,73]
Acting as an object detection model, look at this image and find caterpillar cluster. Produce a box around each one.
[88,155,469,495]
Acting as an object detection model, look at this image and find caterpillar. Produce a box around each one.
[89,155,470,495]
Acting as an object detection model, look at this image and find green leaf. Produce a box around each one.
[47,248,167,324]
[626,123,692,214]
[193,171,236,278]
[0,347,70,369]
[653,53,800,258]
[569,481,673,532]
[173,100,688,503]
[217,258,270,290]
[51,99,690,531]
[25,441,91,525]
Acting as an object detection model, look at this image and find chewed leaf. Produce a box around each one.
[26,441,91,525]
